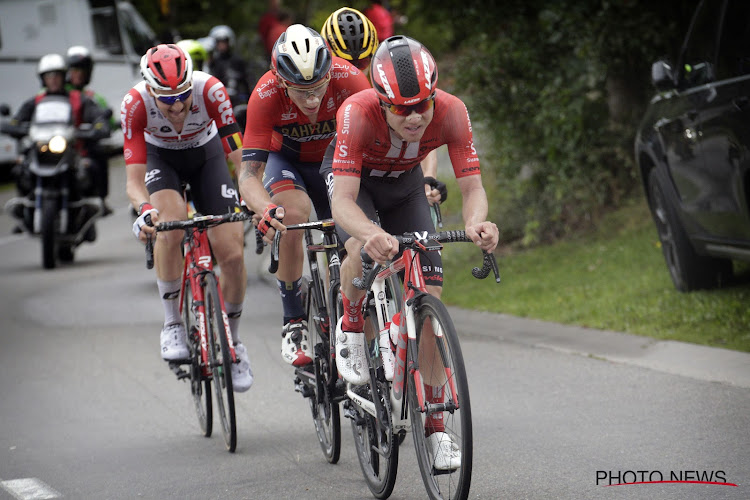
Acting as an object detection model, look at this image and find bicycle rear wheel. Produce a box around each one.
[183,280,212,437]
[204,273,237,452]
[306,279,341,464]
[408,295,472,500]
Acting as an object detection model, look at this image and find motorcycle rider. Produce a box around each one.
[9,53,109,140]
[66,45,115,215]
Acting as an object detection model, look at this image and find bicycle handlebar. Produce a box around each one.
[268,218,337,274]
[143,210,253,268]
[353,230,501,291]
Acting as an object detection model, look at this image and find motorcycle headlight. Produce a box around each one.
[48,135,67,154]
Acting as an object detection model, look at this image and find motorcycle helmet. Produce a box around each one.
[321,8,378,70]
[38,53,67,86]
[209,25,235,48]
[140,44,193,91]
[271,24,332,87]
[370,36,438,105]
[176,39,208,71]
[66,45,94,87]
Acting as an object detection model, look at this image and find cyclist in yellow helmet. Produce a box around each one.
[321,7,379,75]
[176,39,209,72]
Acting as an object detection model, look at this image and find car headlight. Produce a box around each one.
[48,135,67,154]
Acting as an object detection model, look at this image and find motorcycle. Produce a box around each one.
[1,95,110,269]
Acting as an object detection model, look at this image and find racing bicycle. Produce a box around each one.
[268,218,346,462]
[145,209,252,453]
[347,230,500,500]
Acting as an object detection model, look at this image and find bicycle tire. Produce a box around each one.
[307,278,341,464]
[183,280,212,437]
[350,305,399,499]
[204,273,237,452]
[408,295,472,500]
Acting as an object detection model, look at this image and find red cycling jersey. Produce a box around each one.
[241,57,370,165]
[121,71,243,165]
[332,88,481,179]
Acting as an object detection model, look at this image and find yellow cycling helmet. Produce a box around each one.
[176,39,208,70]
[321,7,378,71]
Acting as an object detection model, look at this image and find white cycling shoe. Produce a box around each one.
[280,319,313,367]
[428,431,462,471]
[160,322,189,361]
[231,342,253,393]
[335,317,369,385]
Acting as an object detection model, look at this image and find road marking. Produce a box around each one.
[0,478,61,500]
[0,234,24,246]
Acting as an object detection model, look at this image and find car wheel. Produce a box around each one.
[647,168,732,292]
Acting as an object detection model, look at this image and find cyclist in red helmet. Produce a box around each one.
[320,35,499,470]
[122,44,253,392]
[320,8,446,219]
[237,24,370,369]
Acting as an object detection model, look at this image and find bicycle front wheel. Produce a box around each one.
[184,280,212,437]
[204,273,237,452]
[408,295,472,500]
[307,278,341,463]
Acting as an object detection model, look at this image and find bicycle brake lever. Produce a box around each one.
[144,213,154,269]
[268,230,282,274]
[145,234,154,270]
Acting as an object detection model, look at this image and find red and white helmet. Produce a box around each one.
[370,35,438,105]
[140,44,193,91]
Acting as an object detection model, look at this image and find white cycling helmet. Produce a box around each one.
[209,25,235,48]
[38,53,67,76]
[271,24,332,86]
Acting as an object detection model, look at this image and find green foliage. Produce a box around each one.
[448,0,695,245]
[441,198,750,353]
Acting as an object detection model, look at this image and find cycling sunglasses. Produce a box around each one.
[154,86,193,105]
[384,94,435,117]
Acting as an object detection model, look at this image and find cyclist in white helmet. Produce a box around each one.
[237,24,370,368]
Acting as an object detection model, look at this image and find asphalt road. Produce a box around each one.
[0,164,748,500]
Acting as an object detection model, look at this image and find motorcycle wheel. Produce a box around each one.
[41,197,58,269]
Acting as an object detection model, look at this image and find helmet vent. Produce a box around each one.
[391,44,419,98]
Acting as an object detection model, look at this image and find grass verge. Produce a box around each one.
[441,197,750,353]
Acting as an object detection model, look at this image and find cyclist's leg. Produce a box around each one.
[145,144,190,359]
[264,154,311,322]
[189,138,252,392]
[189,136,245,335]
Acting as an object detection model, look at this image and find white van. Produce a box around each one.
[0,0,157,165]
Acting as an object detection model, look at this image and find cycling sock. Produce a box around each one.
[278,278,305,324]
[424,384,445,436]
[341,294,365,332]
[157,278,182,327]
[225,301,242,344]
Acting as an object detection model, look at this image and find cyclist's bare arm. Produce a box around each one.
[331,174,398,265]
[456,174,498,252]
[126,162,158,241]
[237,159,285,242]
[422,150,442,205]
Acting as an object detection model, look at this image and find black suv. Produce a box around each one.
[635,0,750,291]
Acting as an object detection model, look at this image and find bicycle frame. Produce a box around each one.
[179,223,236,376]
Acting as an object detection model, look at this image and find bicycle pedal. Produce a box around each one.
[343,404,366,425]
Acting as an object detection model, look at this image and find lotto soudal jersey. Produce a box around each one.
[332,88,481,179]
[241,57,371,164]
[120,71,243,165]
